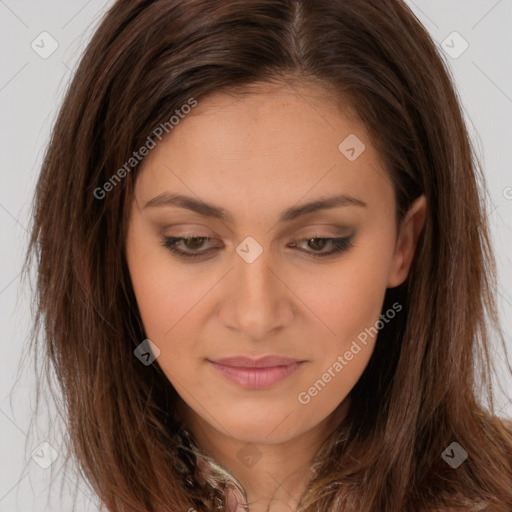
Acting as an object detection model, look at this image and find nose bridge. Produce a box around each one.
[221,240,292,339]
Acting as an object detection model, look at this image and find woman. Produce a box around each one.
[24,0,512,511]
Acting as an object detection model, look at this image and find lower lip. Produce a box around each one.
[209,361,304,389]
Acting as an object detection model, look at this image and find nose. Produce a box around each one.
[218,248,294,341]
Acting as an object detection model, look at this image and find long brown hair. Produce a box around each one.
[22,0,512,510]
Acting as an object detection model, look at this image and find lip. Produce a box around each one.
[208,356,306,389]
[211,355,304,368]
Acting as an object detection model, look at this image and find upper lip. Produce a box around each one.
[209,356,304,368]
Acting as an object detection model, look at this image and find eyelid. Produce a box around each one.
[162,224,352,240]
[161,233,355,261]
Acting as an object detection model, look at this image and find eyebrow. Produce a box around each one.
[143,192,367,224]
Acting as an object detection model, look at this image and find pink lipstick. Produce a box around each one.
[208,355,305,389]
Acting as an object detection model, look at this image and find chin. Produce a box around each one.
[222,411,309,445]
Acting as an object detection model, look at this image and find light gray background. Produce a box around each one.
[1,1,511,510]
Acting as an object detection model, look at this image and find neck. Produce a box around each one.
[178,398,351,512]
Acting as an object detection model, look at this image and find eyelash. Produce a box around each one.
[161,235,354,260]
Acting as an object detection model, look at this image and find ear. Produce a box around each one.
[387,194,427,288]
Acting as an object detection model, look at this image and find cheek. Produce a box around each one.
[128,266,200,362]
[126,224,221,383]
[125,219,186,342]
[294,231,395,394]
[295,232,395,344]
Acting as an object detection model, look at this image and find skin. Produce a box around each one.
[125,81,427,512]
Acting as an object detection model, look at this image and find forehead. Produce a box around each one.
[134,81,393,220]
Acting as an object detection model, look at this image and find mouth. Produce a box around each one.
[208,356,306,389]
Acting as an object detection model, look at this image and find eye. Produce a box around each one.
[162,236,217,260]
[161,234,355,261]
[289,236,354,257]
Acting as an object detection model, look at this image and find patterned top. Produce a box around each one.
[177,426,250,511]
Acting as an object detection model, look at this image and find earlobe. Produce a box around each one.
[387,194,427,288]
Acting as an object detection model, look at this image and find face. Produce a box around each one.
[125,82,425,446]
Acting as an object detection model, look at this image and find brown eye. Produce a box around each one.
[162,235,354,261]
[307,238,327,251]
[290,237,354,257]
[162,236,217,259]
[182,237,208,250]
